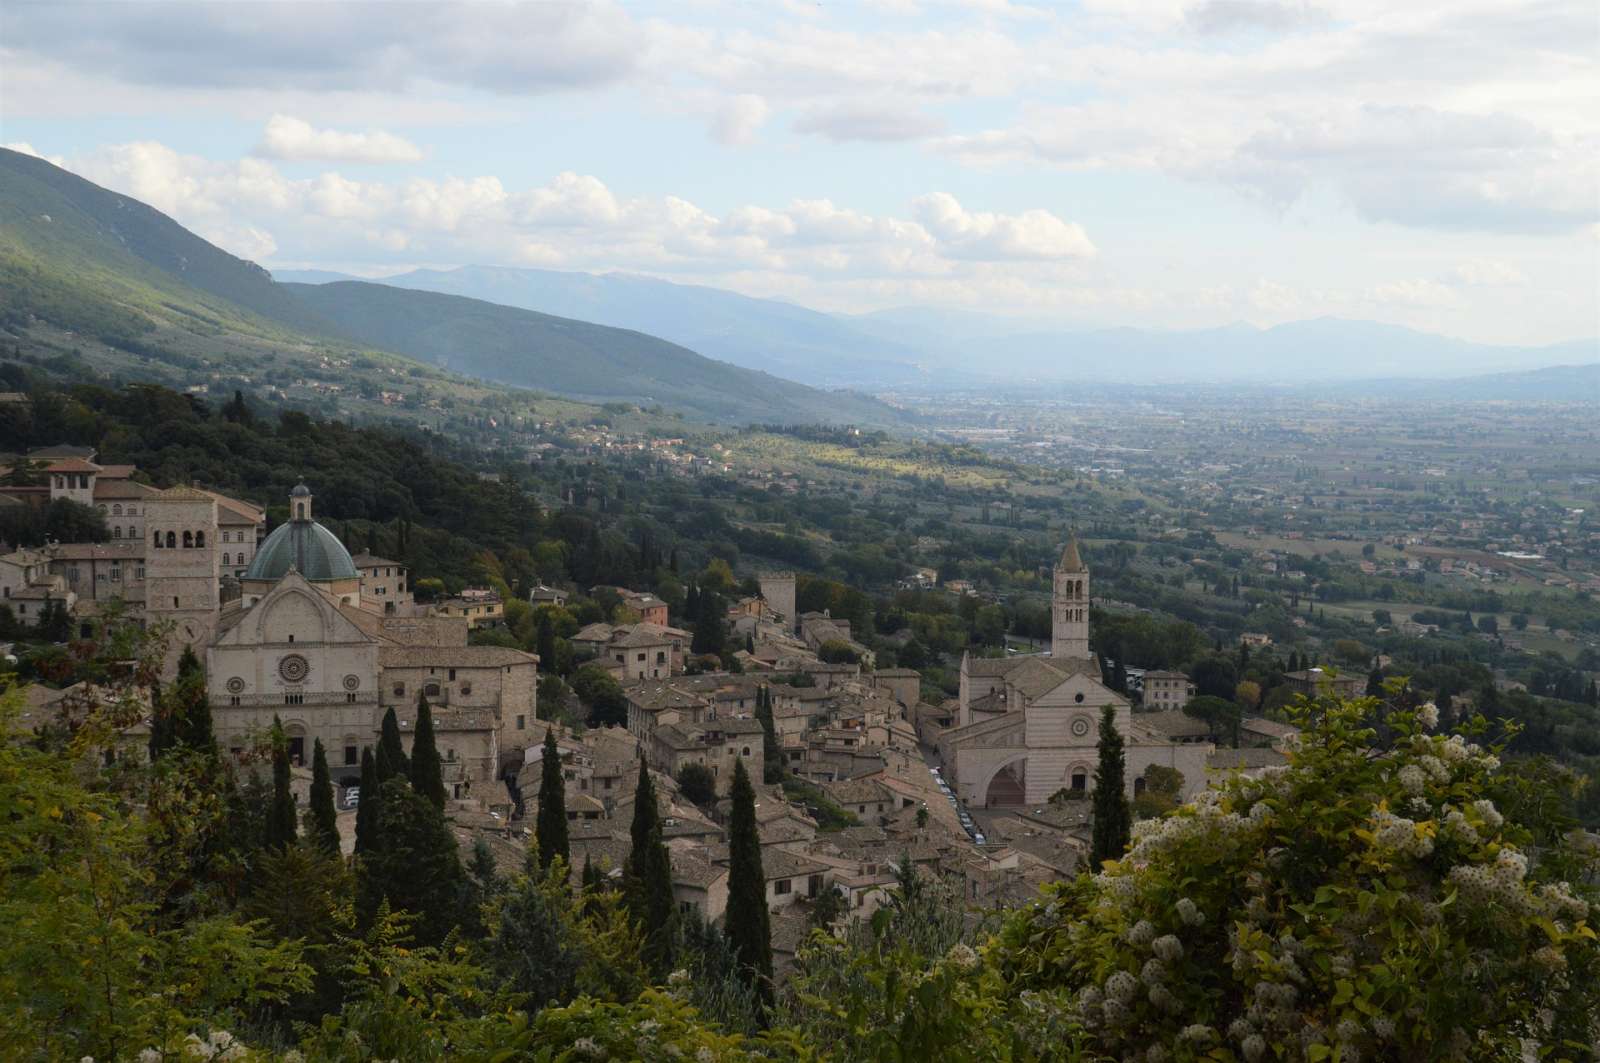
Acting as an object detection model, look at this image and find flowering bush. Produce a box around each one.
[995,693,1600,1061]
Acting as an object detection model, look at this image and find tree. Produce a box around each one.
[146,679,176,761]
[692,587,726,656]
[266,716,298,850]
[817,639,860,665]
[358,776,463,946]
[1190,654,1238,700]
[571,663,629,728]
[1184,694,1243,747]
[676,762,717,807]
[354,746,378,854]
[1089,706,1130,868]
[1234,680,1261,713]
[755,685,783,784]
[724,757,772,1012]
[308,738,340,855]
[376,705,408,781]
[536,611,557,668]
[170,655,214,753]
[409,692,446,811]
[536,728,570,873]
[624,760,676,977]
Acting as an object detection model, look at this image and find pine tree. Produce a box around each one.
[354,746,378,854]
[536,612,557,669]
[266,716,298,850]
[308,738,340,855]
[724,757,772,1011]
[410,692,447,811]
[1366,667,1384,697]
[1090,705,1131,869]
[171,669,214,753]
[624,759,676,977]
[376,705,408,782]
[536,728,570,873]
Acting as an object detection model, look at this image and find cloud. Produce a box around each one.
[793,102,945,142]
[1448,259,1528,287]
[1185,0,1329,35]
[255,115,423,164]
[710,94,770,146]
[3,141,66,166]
[912,192,1097,259]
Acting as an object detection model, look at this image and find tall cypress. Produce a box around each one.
[1090,705,1131,868]
[173,673,214,753]
[756,685,782,784]
[266,716,297,850]
[146,679,175,761]
[410,692,447,811]
[624,759,676,977]
[354,746,378,854]
[536,613,557,670]
[536,728,569,872]
[308,738,340,854]
[376,705,408,782]
[724,757,772,1011]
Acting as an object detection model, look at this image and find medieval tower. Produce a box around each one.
[1051,535,1090,661]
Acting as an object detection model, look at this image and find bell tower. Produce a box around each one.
[1052,534,1090,661]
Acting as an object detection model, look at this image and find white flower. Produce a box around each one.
[1152,934,1184,963]
[1472,799,1504,831]
[696,1048,716,1063]
[1105,970,1138,1003]
[1416,702,1439,729]
[1242,1034,1267,1061]
[1532,945,1566,972]
[139,1052,162,1063]
[1397,764,1427,795]
[1141,958,1168,987]
[1126,919,1158,947]
[1181,1024,1217,1043]
[574,1038,608,1060]
[1371,1016,1396,1040]
[1176,897,1204,926]
[945,943,979,972]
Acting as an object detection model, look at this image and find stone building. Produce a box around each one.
[939,538,1214,808]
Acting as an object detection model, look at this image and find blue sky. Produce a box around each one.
[2,0,1595,345]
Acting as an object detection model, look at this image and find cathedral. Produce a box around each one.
[200,486,539,795]
[938,537,1214,807]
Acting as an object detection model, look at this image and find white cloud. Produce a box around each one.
[3,141,66,166]
[793,101,944,142]
[710,94,770,146]
[255,115,423,164]
[912,193,1097,259]
[1449,259,1527,287]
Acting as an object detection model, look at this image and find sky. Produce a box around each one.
[1,0,1596,346]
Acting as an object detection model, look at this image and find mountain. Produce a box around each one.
[280,280,904,424]
[0,149,898,426]
[1314,362,1600,402]
[278,264,929,387]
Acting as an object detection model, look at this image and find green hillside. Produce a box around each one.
[0,147,333,341]
[0,148,902,427]
[283,280,902,425]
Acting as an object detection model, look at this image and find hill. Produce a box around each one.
[280,279,904,424]
[0,149,898,427]
[1316,361,1600,402]
[277,264,929,388]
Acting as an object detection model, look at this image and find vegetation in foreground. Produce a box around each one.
[2,613,1595,1062]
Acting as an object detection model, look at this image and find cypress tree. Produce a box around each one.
[146,679,175,761]
[376,705,408,782]
[172,673,215,753]
[358,776,463,945]
[354,746,379,854]
[266,716,298,850]
[410,692,447,811]
[536,728,570,872]
[1366,667,1385,697]
[755,685,782,784]
[624,759,676,977]
[536,612,557,669]
[1090,706,1131,868]
[308,738,340,854]
[724,757,772,1011]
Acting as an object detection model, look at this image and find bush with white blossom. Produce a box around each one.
[994,692,1600,1061]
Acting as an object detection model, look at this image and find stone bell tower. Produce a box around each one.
[1051,534,1090,661]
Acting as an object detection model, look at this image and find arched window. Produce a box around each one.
[182,531,194,549]
[112,504,122,516]
[221,552,230,566]
[425,681,441,698]
[97,504,108,514]
[195,530,205,548]
[166,531,176,549]
[295,502,305,520]
[153,530,162,549]
[1071,769,1087,791]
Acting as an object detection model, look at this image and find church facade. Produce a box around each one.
[939,538,1214,808]
[203,486,538,796]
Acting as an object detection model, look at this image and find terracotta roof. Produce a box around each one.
[93,479,158,500]
[1059,535,1085,572]
[377,645,537,668]
[1139,710,1211,739]
[152,485,217,502]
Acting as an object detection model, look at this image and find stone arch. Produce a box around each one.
[980,755,1028,807]
[1067,760,1094,793]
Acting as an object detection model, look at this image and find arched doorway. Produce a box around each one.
[985,759,1027,806]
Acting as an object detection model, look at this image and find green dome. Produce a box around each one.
[243,518,358,583]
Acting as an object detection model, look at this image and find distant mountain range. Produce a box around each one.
[0,148,900,426]
[278,266,1595,389]
[1313,362,1599,402]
